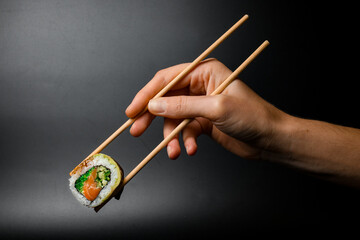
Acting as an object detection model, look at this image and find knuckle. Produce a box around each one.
[204,57,219,64]
[210,58,220,65]
[211,95,229,119]
[175,96,187,113]
[154,69,164,78]
[207,58,223,69]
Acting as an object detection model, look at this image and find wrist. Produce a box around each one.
[259,110,297,162]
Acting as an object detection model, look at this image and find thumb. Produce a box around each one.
[148,95,226,121]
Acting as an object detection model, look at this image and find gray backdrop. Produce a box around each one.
[1,0,359,238]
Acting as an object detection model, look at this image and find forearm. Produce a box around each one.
[262,114,360,185]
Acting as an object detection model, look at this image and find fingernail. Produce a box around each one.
[185,145,193,156]
[125,105,130,114]
[185,145,189,154]
[148,99,166,114]
[167,145,172,157]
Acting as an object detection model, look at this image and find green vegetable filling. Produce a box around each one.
[95,166,111,188]
[75,167,94,192]
[74,166,111,193]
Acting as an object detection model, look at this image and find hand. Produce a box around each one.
[126,59,360,186]
[126,59,286,160]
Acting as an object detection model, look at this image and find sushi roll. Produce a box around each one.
[69,153,123,208]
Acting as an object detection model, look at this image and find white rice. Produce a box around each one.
[69,154,120,207]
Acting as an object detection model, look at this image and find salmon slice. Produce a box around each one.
[83,168,101,201]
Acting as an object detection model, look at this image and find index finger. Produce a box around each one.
[125,63,191,118]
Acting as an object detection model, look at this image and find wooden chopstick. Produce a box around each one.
[70,15,249,176]
[122,40,270,186]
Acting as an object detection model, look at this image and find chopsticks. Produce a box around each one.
[70,14,249,176]
[122,40,270,186]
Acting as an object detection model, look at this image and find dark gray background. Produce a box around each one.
[1,0,359,238]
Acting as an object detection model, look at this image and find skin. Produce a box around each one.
[125,59,360,187]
